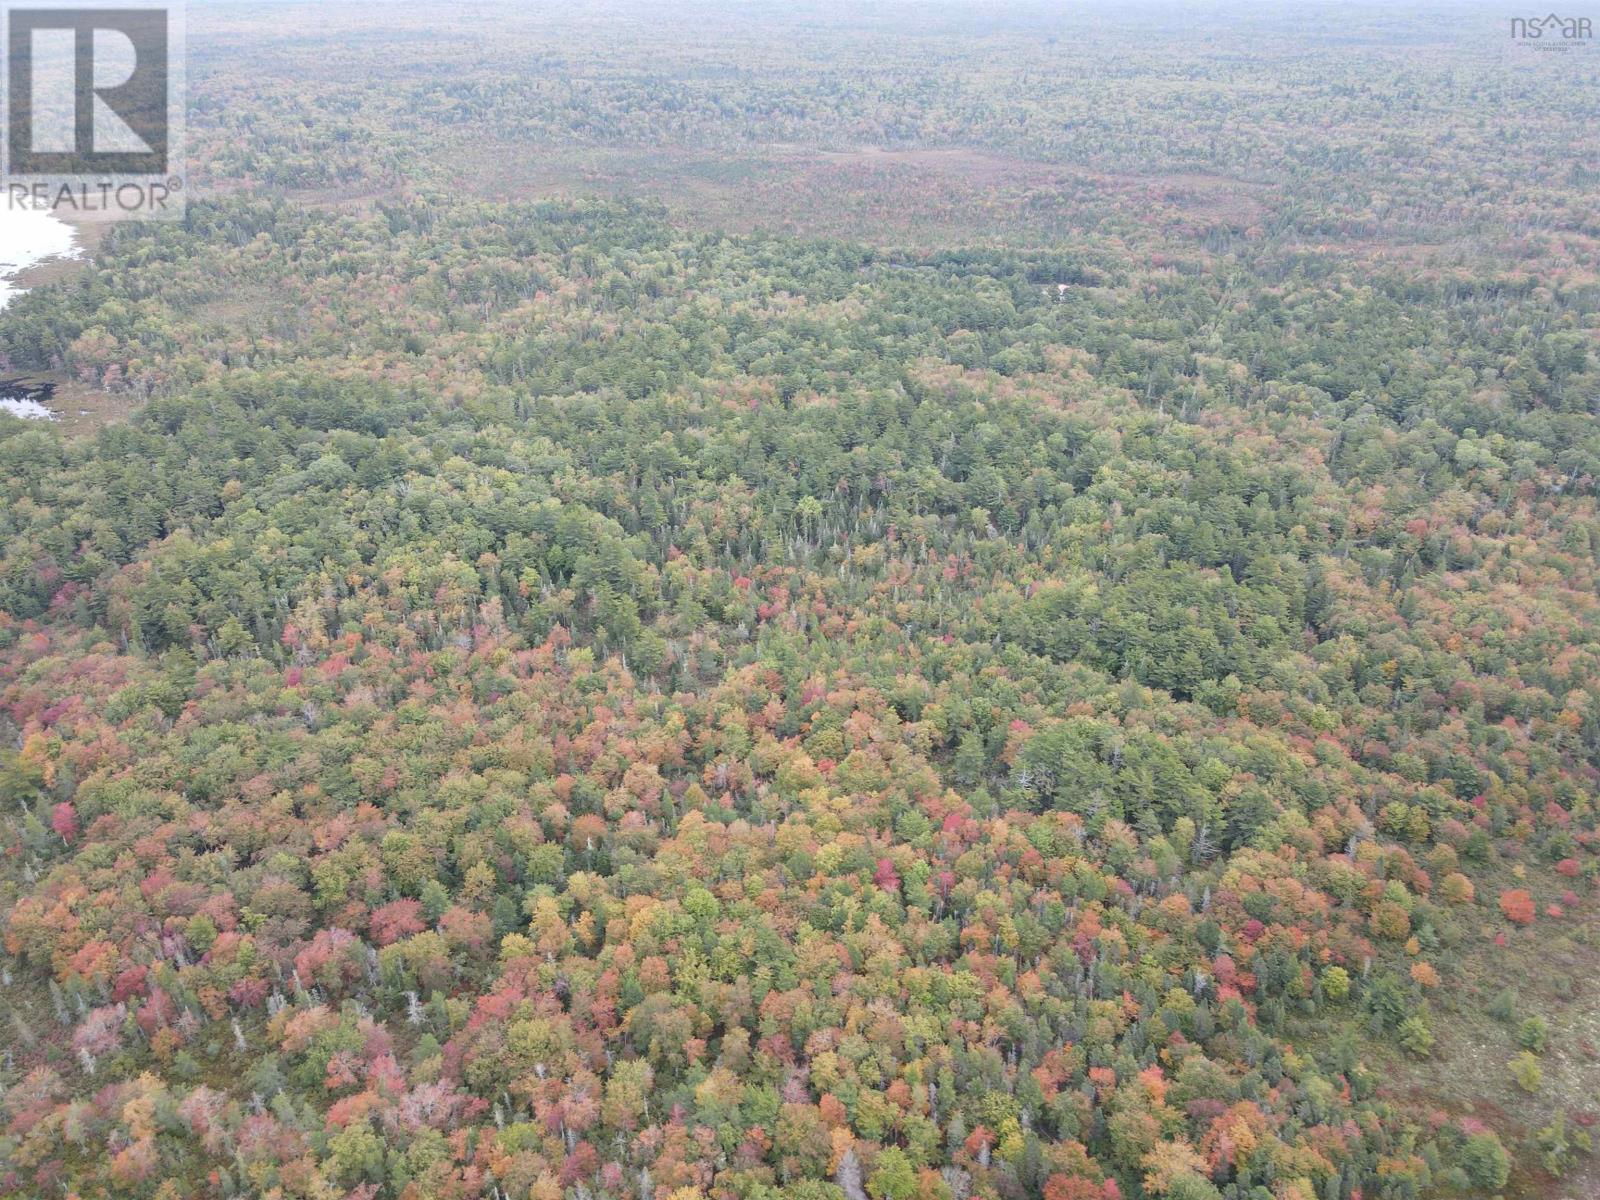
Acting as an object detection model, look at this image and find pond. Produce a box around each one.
[0,204,80,419]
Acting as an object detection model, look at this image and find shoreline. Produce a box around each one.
[0,214,114,429]
[1,213,105,295]
[0,207,83,306]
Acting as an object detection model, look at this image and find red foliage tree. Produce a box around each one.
[1498,889,1536,926]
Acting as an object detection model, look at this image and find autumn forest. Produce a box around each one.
[1,4,1598,1200]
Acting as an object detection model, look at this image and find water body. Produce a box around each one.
[0,379,59,421]
[0,205,79,419]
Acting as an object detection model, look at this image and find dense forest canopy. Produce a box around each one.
[1,5,1598,1200]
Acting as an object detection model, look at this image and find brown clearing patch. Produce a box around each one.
[430,137,1278,249]
[1,373,133,436]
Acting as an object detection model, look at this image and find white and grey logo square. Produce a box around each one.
[3,1,184,217]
